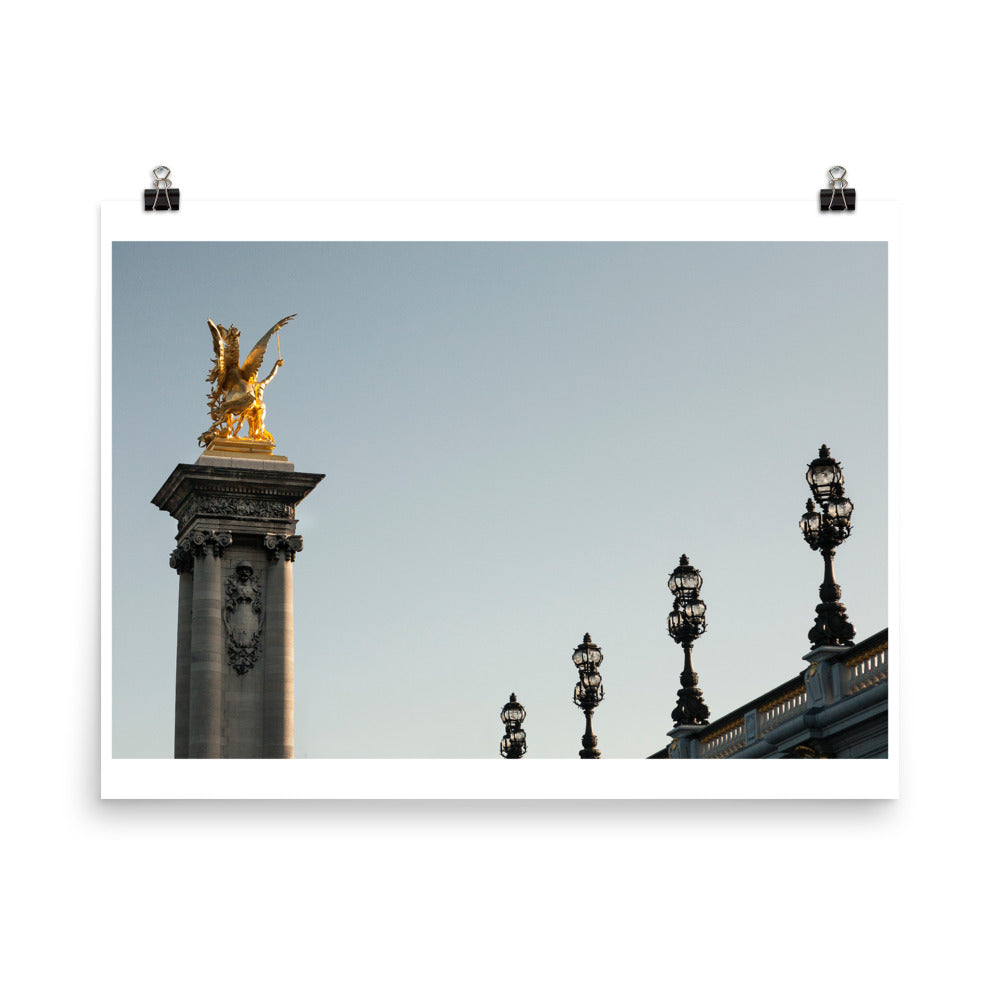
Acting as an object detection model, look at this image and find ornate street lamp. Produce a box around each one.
[800,444,856,649]
[571,633,604,759]
[499,693,527,759]
[667,554,710,726]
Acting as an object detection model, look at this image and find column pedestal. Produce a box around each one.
[153,450,324,759]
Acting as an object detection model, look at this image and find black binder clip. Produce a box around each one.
[820,166,855,211]
[144,166,180,211]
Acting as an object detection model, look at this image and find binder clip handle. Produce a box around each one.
[144,165,180,211]
[820,165,855,212]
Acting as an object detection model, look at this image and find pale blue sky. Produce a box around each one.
[112,241,887,758]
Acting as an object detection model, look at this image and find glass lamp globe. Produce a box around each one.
[501,694,526,727]
[668,554,702,598]
[682,599,707,625]
[806,444,844,505]
[667,607,684,636]
[572,634,603,669]
[799,499,822,546]
[828,489,854,525]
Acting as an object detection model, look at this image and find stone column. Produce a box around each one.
[170,547,194,758]
[187,530,232,758]
[153,457,323,758]
[263,534,302,758]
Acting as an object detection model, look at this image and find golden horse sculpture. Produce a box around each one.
[198,314,296,448]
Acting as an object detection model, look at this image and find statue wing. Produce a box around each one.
[240,314,296,381]
[206,319,228,383]
[222,324,241,376]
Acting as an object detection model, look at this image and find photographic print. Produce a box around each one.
[103,202,894,798]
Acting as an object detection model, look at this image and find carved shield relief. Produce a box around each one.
[224,562,264,674]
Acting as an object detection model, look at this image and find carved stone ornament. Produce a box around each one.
[169,546,194,575]
[224,562,264,675]
[804,663,826,706]
[264,533,304,562]
[181,529,233,559]
[198,496,295,520]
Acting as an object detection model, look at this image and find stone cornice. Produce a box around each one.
[152,463,325,537]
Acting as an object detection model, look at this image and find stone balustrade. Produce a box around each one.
[842,640,888,697]
[700,717,747,759]
[757,681,808,736]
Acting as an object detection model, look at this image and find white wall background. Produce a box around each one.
[3,1,994,997]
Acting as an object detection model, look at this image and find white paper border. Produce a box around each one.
[101,199,899,799]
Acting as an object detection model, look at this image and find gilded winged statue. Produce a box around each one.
[198,314,296,448]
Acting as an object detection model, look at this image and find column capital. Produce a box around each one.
[264,533,304,562]
[169,546,194,575]
[181,529,233,559]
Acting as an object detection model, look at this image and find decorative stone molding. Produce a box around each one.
[804,662,827,707]
[264,533,304,562]
[181,529,233,559]
[169,546,194,575]
[198,496,295,520]
[224,562,264,675]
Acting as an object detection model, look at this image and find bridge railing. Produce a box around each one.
[676,629,888,758]
[842,639,888,697]
[757,681,808,736]
[700,716,746,759]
